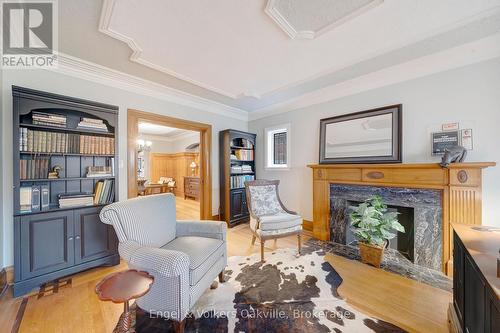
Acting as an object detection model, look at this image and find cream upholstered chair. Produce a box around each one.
[245,180,302,262]
[99,193,226,330]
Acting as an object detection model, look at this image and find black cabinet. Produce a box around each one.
[230,189,249,221]
[453,231,500,333]
[20,211,75,280]
[74,207,118,265]
[219,129,256,227]
[14,207,119,296]
[453,233,465,324]
[464,255,485,333]
[12,87,120,297]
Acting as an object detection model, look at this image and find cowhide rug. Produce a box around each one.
[125,247,407,333]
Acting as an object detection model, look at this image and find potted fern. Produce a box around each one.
[349,195,405,267]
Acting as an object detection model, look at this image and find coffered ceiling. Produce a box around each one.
[57,0,500,117]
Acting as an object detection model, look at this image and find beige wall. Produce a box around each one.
[249,57,500,227]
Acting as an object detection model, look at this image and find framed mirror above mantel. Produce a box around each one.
[308,162,496,276]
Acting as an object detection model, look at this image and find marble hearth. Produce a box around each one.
[330,184,442,271]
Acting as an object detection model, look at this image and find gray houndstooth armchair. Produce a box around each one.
[99,193,227,328]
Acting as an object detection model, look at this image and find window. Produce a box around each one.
[265,124,291,169]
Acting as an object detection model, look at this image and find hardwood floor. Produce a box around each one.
[0,221,451,333]
[325,254,452,333]
[175,196,200,220]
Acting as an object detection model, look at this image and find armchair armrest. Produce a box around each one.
[119,240,190,278]
[176,220,227,241]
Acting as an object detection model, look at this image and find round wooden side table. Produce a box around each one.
[96,269,154,333]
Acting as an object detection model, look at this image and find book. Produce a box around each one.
[20,187,32,213]
[41,185,50,210]
[31,186,41,212]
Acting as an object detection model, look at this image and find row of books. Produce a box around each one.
[231,149,254,161]
[19,158,50,180]
[94,180,114,205]
[20,185,50,213]
[32,111,66,127]
[77,117,108,132]
[230,164,253,174]
[58,193,94,208]
[86,164,114,178]
[19,128,115,155]
[230,175,255,189]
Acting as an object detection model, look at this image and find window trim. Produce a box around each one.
[264,123,291,170]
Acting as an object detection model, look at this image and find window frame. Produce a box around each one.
[264,123,291,170]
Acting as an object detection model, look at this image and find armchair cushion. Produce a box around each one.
[248,185,285,216]
[256,213,303,231]
[161,236,225,286]
[176,220,227,241]
[100,194,177,247]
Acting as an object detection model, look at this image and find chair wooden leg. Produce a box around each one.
[260,240,265,262]
[251,235,256,246]
[297,234,302,255]
[218,270,225,283]
[173,319,185,333]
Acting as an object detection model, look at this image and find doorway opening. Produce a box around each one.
[127,109,212,220]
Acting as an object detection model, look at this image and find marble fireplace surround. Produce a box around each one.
[330,184,442,271]
[308,162,495,275]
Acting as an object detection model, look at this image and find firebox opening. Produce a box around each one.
[346,201,415,262]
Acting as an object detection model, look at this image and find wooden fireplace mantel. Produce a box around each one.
[307,162,496,275]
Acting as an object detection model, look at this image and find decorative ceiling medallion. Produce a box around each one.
[265,0,383,40]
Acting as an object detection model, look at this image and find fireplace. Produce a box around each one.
[330,184,442,271]
[308,162,494,275]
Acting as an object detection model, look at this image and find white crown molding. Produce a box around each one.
[50,52,248,121]
[265,0,383,40]
[249,33,500,121]
[168,130,200,141]
[98,0,500,107]
[98,0,240,99]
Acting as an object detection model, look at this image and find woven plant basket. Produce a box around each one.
[358,242,385,268]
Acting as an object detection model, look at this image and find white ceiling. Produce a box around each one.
[99,0,500,112]
[55,0,500,118]
[138,122,197,138]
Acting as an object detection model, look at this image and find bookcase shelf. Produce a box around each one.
[12,86,120,297]
[20,176,115,182]
[20,152,115,157]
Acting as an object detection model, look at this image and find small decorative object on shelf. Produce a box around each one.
[440,145,467,168]
[350,195,405,267]
[48,165,62,179]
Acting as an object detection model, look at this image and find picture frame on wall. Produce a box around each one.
[319,104,402,164]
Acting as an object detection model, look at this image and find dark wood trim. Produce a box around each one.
[11,297,29,333]
[12,85,119,113]
[319,104,402,164]
[127,109,212,220]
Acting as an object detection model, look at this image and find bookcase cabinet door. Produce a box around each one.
[230,189,249,222]
[74,207,118,264]
[20,211,75,280]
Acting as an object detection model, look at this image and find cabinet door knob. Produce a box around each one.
[68,237,73,241]
[75,236,81,240]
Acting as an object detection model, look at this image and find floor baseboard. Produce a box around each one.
[303,219,313,232]
[0,268,8,299]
